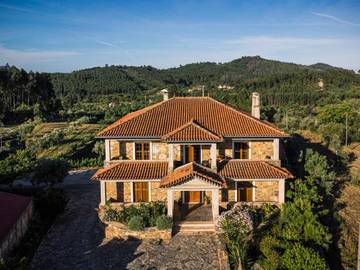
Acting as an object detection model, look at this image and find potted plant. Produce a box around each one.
[204,195,211,206]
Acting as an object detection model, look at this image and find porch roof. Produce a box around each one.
[160,162,226,188]
[218,160,293,179]
[91,161,168,181]
[161,119,223,143]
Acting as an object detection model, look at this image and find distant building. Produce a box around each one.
[318,79,324,89]
[217,85,234,90]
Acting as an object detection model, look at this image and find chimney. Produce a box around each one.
[160,88,169,101]
[251,92,260,119]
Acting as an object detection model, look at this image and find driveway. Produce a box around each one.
[31,170,220,270]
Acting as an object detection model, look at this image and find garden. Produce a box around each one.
[217,148,341,270]
[103,202,173,231]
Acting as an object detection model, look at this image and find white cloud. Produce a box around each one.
[311,12,360,26]
[93,39,120,48]
[0,45,80,62]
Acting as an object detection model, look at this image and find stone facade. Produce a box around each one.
[124,142,134,160]
[217,140,232,159]
[151,182,167,201]
[251,141,273,160]
[174,144,181,161]
[110,140,120,160]
[105,221,172,241]
[105,182,131,202]
[202,145,211,162]
[255,181,279,202]
[152,142,168,160]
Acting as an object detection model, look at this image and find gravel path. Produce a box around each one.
[30,170,220,270]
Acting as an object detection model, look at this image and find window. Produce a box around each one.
[135,143,150,160]
[133,182,149,202]
[233,142,249,159]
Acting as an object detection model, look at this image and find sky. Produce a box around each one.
[0,0,360,72]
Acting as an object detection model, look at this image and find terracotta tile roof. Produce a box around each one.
[160,162,226,188]
[97,97,288,138]
[218,160,293,179]
[91,161,168,181]
[162,119,223,142]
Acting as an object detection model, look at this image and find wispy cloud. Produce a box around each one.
[0,45,80,62]
[312,12,360,26]
[224,36,343,47]
[93,39,121,48]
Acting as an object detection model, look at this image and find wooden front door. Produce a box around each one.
[237,182,253,202]
[186,145,201,163]
[184,191,202,203]
[133,182,149,202]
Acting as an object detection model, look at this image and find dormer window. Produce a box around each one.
[233,142,249,159]
[135,143,150,160]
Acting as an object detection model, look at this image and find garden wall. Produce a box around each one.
[0,199,33,258]
[105,221,172,240]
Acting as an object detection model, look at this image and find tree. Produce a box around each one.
[32,158,69,186]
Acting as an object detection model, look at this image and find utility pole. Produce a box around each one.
[285,111,288,130]
[345,112,348,147]
[202,85,205,97]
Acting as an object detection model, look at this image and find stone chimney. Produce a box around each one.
[160,89,169,101]
[251,92,260,119]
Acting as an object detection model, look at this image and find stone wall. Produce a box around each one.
[151,182,167,201]
[105,221,172,241]
[105,182,132,202]
[174,144,181,161]
[125,142,134,160]
[251,141,273,160]
[255,181,279,202]
[202,145,211,162]
[217,140,232,159]
[0,200,33,258]
[152,142,168,160]
[110,140,120,160]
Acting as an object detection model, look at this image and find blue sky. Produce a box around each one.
[0,0,359,72]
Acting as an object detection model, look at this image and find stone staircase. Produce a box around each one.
[173,221,216,235]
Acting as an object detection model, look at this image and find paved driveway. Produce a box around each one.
[31,170,220,270]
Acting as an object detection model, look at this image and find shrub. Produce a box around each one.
[0,149,36,183]
[128,216,145,231]
[156,215,173,230]
[282,243,328,270]
[34,188,68,222]
[32,158,69,186]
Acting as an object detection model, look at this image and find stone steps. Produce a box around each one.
[173,221,216,235]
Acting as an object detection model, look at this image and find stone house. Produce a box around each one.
[92,92,293,221]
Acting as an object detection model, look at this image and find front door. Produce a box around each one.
[237,182,253,202]
[184,191,202,203]
[185,145,201,163]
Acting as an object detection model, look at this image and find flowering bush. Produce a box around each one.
[217,203,254,269]
[217,204,254,235]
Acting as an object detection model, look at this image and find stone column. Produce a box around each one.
[100,181,106,206]
[278,179,285,204]
[167,190,174,217]
[210,143,217,170]
[168,144,174,171]
[211,189,219,219]
[105,139,111,163]
[273,138,279,160]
